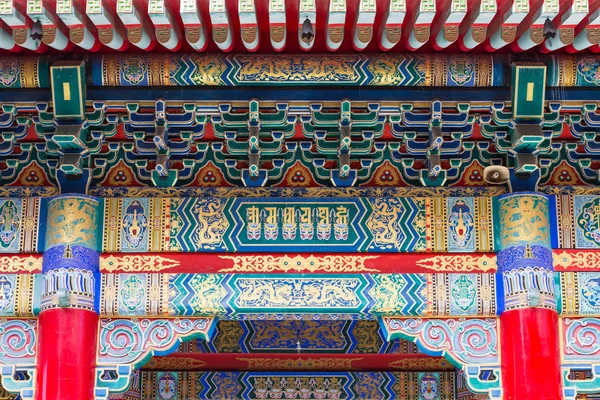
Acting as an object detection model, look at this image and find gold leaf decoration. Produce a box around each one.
[236,357,363,370]
[415,255,496,272]
[554,251,600,270]
[0,256,41,273]
[100,255,180,272]
[388,358,453,370]
[218,255,380,273]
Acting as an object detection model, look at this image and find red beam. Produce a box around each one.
[143,353,454,372]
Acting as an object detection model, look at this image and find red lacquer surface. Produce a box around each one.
[500,308,562,400]
[35,309,99,400]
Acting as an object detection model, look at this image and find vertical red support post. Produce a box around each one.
[497,194,562,400]
[35,196,101,400]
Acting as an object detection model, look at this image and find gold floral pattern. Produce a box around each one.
[218,255,379,273]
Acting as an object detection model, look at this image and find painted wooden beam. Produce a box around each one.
[26,0,69,51]
[209,0,233,52]
[486,0,529,51]
[352,0,376,51]
[407,0,435,51]
[56,0,99,51]
[180,0,207,51]
[239,0,259,52]
[326,0,346,51]
[459,0,496,51]
[148,0,182,51]
[514,0,559,51]
[86,0,127,51]
[378,0,405,51]
[433,0,467,50]
[117,0,155,51]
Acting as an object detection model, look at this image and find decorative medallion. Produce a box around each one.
[185,27,201,43]
[242,27,257,44]
[419,373,440,400]
[0,57,18,87]
[501,26,516,43]
[587,27,600,45]
[560,28,574,45]
[99,28,114,44]
[577,197,600,246]
[69,27,84,44]
[0,276,13,311]
[101,255,180,272]
[218,254,379,273]
[371,160,402,186]
[451,275,476,312]
[0,256,42,273]
[122,200,149,249]
[582,277,600,307]
[385,27,401,44]
[119,275,146,312]
[213,27,228,44]
[195,162,226,186]
[156,27,171,44]
[127,27,143,44]
[121,56,147,85]
[414,26,429,43]
[471,26,486,43]
[282,161,315,187]
[357,26,372,43]
[0,201,20,249]
[577,56,600,86]
[103,160,138,186]
[329,27,343,44]
[530,27,543,44]
[443,26,459,43]
[237,357,363,370]
[448,55,474,86]
[547,161,583,186]
[42,27,56,44]
[13,28,28,45]
[270,26,284,43]
[447,199,474,249]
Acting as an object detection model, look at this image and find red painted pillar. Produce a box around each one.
[35,196,101,400]
[497,194,562,400]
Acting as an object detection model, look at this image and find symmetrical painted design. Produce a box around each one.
[561,317,600,399]
[98,272,498,319]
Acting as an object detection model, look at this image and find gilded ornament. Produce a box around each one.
[144,357,207,370]
[588,28,600,45]
[185,27,201,43]
[471,26,486,43]
[530,27,543,44]
[218,255,379,273]
[388,358,452,370]
[42,27,56,44]
[99,28,114,45]
[0,256,41,273]
[156,27,171,44]
[242,27,257,44]
[329,27,343,44]
[127,27,143,44]
[560,28,574,45]
[385,27,401,44]
[100,255,180,272]
[13,28,28,45]
[415,255,496,272]
[414,26,429,43]
[357,26,372,43]
[70,27,84,44]
[236,357,363,370]
[270,26,284,43]
[213,27,228,44]
[554,251,600,270]
[443,26,459,43]
[46,197,99,250]
[498,195,550,249]
[501,26,516,43]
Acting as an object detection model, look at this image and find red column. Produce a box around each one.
[497,194,562,400]
[35,196,101,400]
[35,310,99,400]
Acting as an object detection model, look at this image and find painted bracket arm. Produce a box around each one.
[459,0,497,51]
[485,0,529,51]
[406,0,435,51]
[269,0,286,51]
[86,0,127,51]
[514,0,559,52]
[56,0,99,51]
[352,0,376,51]
[148,0,182,51]
[117,0,155,51]
[0,0,39,51]
[378,0,405,51]
[541,0,588,52]
[209,0,233,52]
[433,0,467,50]
[26,0,69,51]
[567,8,600,52]
[239,0,259,52]
[326,0,346,51]
[180,0,207,51]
